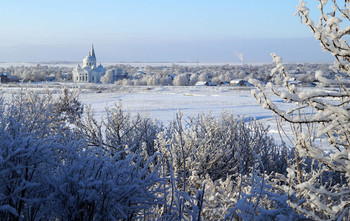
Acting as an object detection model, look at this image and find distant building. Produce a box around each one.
[72,45,106,83]
[108,69,128,81]
[0,73,13,83]
[230,79,253,86]
[195,81,209,86]
[219,81,230,86]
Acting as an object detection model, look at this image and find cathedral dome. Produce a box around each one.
[82,45,97,68]
[83,55,96,64]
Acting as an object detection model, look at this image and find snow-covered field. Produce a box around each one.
[1,83,292,144]
[78,86,271,123]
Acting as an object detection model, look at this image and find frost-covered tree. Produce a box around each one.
[198,73,209,82]
[190,73,199,85]
[250,0,350,219]
[121,78,132,86]
[101,70,114,84]
[173,74,189,86]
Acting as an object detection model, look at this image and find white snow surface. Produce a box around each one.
[78,86,272,122]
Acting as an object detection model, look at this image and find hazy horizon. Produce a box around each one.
[0,0,333,63]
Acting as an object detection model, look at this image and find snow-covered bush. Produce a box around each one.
[160,112,285,183]
[0,90,86,219]
[77,103,163,157]
[0,90,166,220]
[249,0,350,219]
[0,91,65,220]
[49,138,165,220]
[154,111,288,219]
[53,88,83,124]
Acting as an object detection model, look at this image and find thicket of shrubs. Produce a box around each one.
[0,88,308,220]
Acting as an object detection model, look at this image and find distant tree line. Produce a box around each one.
[0,64,72,82]
[0,63,334,86]
[110,63,332,86]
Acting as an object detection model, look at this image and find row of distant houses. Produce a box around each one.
[195,79,253,87]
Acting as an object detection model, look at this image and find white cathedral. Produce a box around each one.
[72,45,106,83]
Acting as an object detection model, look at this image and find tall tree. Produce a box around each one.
[250,0,350,219]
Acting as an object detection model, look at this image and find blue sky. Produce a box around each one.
[0,0,333,63]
